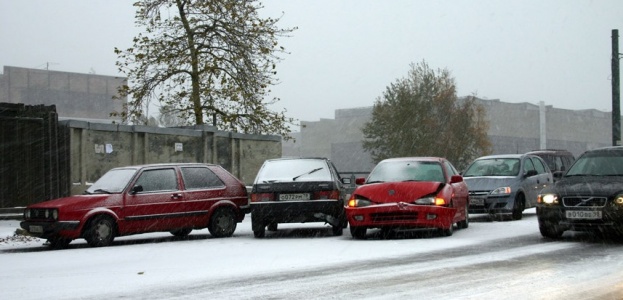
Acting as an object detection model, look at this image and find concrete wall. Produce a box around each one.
[0,66,126,122]
[63,121,281,195]
[283,98,617,173]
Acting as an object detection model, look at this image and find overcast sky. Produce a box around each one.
[1,0,622,130]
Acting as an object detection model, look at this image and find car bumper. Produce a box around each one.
[251,199,344,227]
[346,202,456,230]
[537,205,623,231]
[468,195,514,214]
[20,220,81,239]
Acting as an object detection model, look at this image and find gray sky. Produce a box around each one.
[2,0,622,130]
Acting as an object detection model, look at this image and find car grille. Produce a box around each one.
[562,196,607,207]
[469,191,489,197]
[28,208,54,220]
[371,212,418,222]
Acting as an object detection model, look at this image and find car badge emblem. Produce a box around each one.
[389,189,395,196]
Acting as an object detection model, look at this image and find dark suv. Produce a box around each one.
[249,157,350,238]
[526,149,575,178]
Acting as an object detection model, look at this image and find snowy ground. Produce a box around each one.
[1,208,622,299]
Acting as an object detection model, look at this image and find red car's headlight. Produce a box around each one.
[348,198,373,207]
[415,197,446,206]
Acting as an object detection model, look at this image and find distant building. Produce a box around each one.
[283,97,615,173]
[0,66,126,123]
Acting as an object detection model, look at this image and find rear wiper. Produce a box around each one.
[292,168,323,181]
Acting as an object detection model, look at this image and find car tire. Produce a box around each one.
[439,224,454,237]
[267,222,278,231]
[332,225,343,236]
[48,237,71,249]
[253,228,266,238]
[208,208,237,238]
[457,207,469,229]
[512,194,525,220]
[170,228,192,237]
[84,215,116,247]
[350,226,366,239]
[539,220,564,239]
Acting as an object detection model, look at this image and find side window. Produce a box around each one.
[523,158,536,173]
[181,167,225,190]
[134,168,178,192]
[532,158,546,174]
[443,161,456,178]
[554,156,563,172]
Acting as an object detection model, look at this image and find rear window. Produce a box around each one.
[255,159,332,183]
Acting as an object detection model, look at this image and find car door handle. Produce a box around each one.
[171,193,182,200]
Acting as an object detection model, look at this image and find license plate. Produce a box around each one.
[30,225,43,233]
[279,193,310,201]
[566,210,602,220]
[470,198,484,206]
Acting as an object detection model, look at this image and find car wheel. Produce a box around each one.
[267,222,278,231]
[208,208,237,238]
[350,226,366,239]
[84,215,116,247]
[332,225,344,236]
[457,207,469,229]
[539,220,564,239]
[253,228,266,238]
[512,194,525,220]
[48,237,71,249]
[170,228,192,237]
[439,224,454,237]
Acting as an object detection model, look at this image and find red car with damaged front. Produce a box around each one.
[346,157,470,239]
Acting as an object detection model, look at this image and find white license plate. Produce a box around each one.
[470,198,484,206]
[566,210,602,220]
[29,225,43,233]
[279,193,310,201]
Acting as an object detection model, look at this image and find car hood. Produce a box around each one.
[543,176,623,197]
[463,176,516,191]
[353,181,443,203]
[27,194,117,209]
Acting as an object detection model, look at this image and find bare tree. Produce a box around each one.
[114,0,296,138]
[362,61,491,169]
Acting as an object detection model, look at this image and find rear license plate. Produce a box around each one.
[30,225,43,233]
[566,210,602,220]
[469,198,484,206]
[279,193,310,201]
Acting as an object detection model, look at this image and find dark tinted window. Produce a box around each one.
[134,168,178,192]
[181,167,224,189]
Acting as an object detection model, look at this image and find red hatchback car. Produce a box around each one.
[346,157,469,239]
[20,163,249,249]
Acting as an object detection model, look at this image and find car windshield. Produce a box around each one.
[566,152,623,176]
[366,160,445,183]
[255,159,331,182]
[85,168,138,194]
[463,158,520,177]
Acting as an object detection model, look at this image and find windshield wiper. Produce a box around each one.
[366,180,385,184]
[292,167,323,181]
[92,189,112,194]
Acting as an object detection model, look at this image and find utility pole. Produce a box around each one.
[613,29,621,146]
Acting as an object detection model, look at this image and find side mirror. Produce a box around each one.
[130,185,144,195]
[553,171,564,180]
[450,175,463,183]
[524,170,538,178]
[355,177,366,185]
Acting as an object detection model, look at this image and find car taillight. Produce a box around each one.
[251,193,275,202]
[314,190,340,200]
